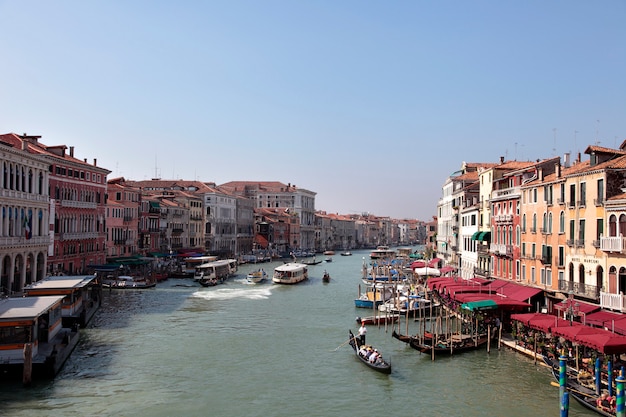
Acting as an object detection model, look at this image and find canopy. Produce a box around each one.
[510,313,572,333]
[440,266,456,275]
[462,299,497,311]
[410,260,426,269]
[496,282,543,302]
[585,310,624,328]
[413,267,440,276]
[550,324,603,340]
[575,333,626,355]
[471,231,481,241]
[428,258,441,268]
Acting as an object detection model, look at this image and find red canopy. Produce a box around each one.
[575,332,626,355]
[585,310,624,328]
[555,299,601,315]
[497,283,543,302]
[510,313,573,333]
[440,266,456,275]
[410,260,426,269]
[550,324,602,340]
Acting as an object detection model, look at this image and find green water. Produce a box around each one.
[0,250,596,416]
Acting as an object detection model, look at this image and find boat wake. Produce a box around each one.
[192,287,272,301]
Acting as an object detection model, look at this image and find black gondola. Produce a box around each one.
[544,356,614,417]
[347,330,391,374]
[407,332,492,355]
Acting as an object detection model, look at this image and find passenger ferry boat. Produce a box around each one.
[194,260,232,283]
[369,246,396,261]
[272,263,308,284]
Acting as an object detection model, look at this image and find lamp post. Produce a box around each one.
[566,290,580,326]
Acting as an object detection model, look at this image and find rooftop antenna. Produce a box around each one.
[514,142,518,160]
[552,128,557,156]
[574,130,579,153]
[595,119,600,145]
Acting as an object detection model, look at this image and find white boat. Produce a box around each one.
[369,246,396,261]
[246,269,267,284]
[101,275,156,289]
[194,260,232,283]
[272,263,308,284]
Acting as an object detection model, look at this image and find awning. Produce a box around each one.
[497,282,543,302]
[428,258,441,268]
[440,266,456,275]
[510,313,572,333]
[476,231,491,241]
[576,332,626,355]
[149,201,160,209]
[462,299,497,311]
[471,231,481,241]
[585,310,624,328]
[555,299,601,316]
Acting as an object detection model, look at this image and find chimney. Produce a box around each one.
[93,158,97,166]
[22,140,28,151]
[555,162,561,178]
[538,167,543,181]
[500,156,504,164]
[69,146,74,157]
[563,152,571,168]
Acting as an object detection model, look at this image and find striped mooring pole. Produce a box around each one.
[617,375,625,417]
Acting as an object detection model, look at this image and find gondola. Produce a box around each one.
[391,330,433,344]
[348,330,391,374]
[544,356,614,417]
[408,332,492,355]
[322,271,331,283]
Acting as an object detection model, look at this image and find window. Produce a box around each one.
[597,178,604,204]
[569,184,576,206]
[558,246,564,267]
[559,212,565,234]
[579,219,585,242]
[580,182,586,206]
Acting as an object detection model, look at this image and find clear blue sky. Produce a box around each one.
[1,1,624,220]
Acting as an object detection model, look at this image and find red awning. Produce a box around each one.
[550,324,602,340]
[440,266,456,275]
[575,332,626,355]
[428,258,441,268]
[497,282,543,302]
[555,299,601,315]
[410,260,426,268]
[607,316,626,335]
[585,310,624,328]
[510,313,573,333]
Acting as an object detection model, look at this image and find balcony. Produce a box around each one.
[600,291,626,312]
[492,186,521,200]
[601,236,626,253]
[594,198,604,207]
[540,227,549,235]
[490,243,513,257]
[575,239,585,248]
[567,201,576,208]
[566,239,574,247]
[60,200,97,209]
[493,214,513,223]
[559,280,599,301]
[557,198,565,205]
[541,256,552,265]
[577,200,586,208]
[546,198,553,206]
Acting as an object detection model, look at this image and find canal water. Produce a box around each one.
[1,249,596,416]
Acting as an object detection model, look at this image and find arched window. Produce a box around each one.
[508,225,513,245]
[542,212,547,233]
[522,214,526,232]
[620,214,626,236]
[532,213,537,232]
[560,211,565,234]
[610,214,618,236]
[579,264,586,285]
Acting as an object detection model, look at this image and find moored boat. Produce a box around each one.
[348,330,391,374]
[322,270,331,283]
[358,314,400,325]
[340,251,352,256]
[544,356,615,417]
[272,263,308,284]
[408,332,492,355]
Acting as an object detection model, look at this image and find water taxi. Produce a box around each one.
[272,263,308,284]
[194,260,232,284]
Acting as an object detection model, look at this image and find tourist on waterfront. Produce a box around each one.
[358,321,367,345]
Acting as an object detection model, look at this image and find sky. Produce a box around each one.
[1,1,625,220]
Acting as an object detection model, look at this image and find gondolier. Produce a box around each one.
[358,321,367,345]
